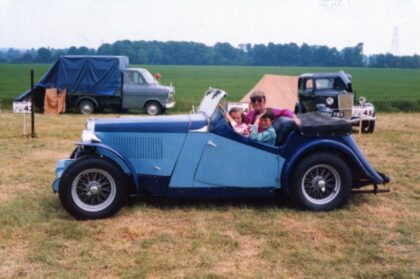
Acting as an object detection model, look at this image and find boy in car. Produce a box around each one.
[250,109,276,145]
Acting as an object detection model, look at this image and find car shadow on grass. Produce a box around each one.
[126,193,296,211]
[125,191,374,212]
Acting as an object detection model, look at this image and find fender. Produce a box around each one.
[281,138,385,192]
[76,96,99,108]
[76,142,141,194]
[144,98,163,108]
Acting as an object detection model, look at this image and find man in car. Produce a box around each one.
[245,90,301,144]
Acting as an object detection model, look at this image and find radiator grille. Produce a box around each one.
[105,135,163,160]
[338,93,354,120]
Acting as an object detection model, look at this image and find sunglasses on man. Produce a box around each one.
[251,97,264,104]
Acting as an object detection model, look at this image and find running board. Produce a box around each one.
[352,184,391,194]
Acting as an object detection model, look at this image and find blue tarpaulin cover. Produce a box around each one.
[15,55,129,101]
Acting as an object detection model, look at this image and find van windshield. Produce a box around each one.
[142,71,158,85]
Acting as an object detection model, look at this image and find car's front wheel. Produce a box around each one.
[145,101,162,116]
[290,152,352,211]
[361,120,375,133]
[59,156,128,219]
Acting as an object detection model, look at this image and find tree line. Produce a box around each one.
[1,40,418,68]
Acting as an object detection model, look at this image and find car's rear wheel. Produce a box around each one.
[59,156,128,219]
[290,152,352,211]
[145,101,162,116]
[79,100,96,114]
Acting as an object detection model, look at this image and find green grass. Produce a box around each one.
[1,64,420,112]
[0,63,419,277]
[0,112,419,278]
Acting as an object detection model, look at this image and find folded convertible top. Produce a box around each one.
[298,111,352,136]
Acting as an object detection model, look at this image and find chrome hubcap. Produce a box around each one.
[147,104,158,115]
[89,184,99,195]
[301,164,340,205]
[81,104,93,114]
[315,178,326,192]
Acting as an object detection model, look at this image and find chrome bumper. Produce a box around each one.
[165,101,176,109]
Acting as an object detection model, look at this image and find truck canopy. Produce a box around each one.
[15,55,129,101]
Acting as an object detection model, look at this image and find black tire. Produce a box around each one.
[290,152,352,211]
[78,100,96,114]
[145,101,162,116]
[361,120,375,133]
[58,156,128,219]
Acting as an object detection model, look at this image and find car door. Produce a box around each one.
[122,71,147,109]
[194,134,283,188]
[300,78,316,112]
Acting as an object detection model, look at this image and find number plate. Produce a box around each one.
[13,102,32,114]
[332,112,344,117]
[321,111,344,118]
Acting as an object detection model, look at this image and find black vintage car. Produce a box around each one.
[295,71,376,133]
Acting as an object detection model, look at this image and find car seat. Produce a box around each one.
[272,116,297,146]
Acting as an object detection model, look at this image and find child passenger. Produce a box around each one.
[250,109,276,145]
[224,107,249,136]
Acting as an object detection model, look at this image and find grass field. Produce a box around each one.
[0,64,419,112]
[0,112,419,278]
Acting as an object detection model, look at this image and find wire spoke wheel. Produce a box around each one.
[59,156,128,219]
[301,164,340,205]
[71,168,117,212]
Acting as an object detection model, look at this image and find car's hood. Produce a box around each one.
[151,84,174,93]
[93,113,207,133]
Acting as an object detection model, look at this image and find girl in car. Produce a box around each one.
[224,107,250,136]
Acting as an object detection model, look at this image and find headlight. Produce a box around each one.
[82,120,100,143]
[326,97,334,106]
[85,119,95,131]
[81,130,101,143]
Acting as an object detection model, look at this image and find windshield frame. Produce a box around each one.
[197,88,227,118]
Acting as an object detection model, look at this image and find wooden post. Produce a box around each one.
[120,71,124,110]
[30,69,36,138]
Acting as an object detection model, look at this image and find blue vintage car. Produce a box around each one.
[53,88,389,219]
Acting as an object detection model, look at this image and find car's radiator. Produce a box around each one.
[338,93,354,120]
[103,135,163,160]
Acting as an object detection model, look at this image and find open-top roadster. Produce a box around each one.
[53,88,389,219]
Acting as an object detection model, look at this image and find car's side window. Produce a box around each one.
[315,78,334,90]
[304,79,313,92]
[129,72,145,85]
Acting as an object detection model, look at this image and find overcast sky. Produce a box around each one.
[0,0,418,55]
